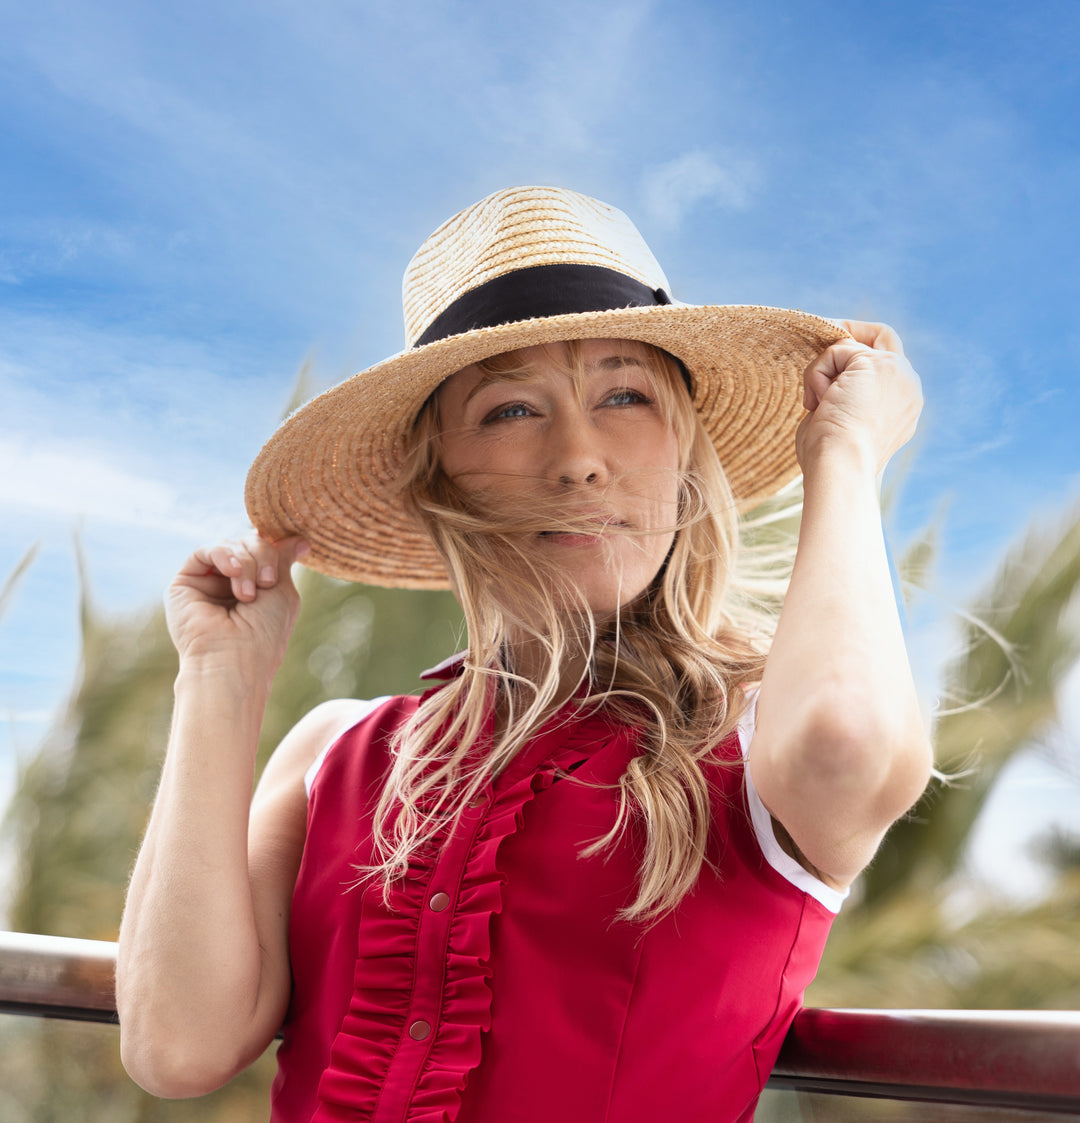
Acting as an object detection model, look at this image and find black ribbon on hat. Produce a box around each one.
[413,263,672,348]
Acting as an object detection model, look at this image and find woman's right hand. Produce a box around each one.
[121,530,311,1096]
[165,533,310,682]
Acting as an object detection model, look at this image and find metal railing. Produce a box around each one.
[3,930,1080,1113]
[771,1007,1080,1113]
[0,930,117,1024]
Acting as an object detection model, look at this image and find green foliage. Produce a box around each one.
[7,571,176,941]
[894,497,947,615]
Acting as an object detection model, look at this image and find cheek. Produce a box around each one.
[439,443,528,496]
[638,420,680,472]
[435,424,479,482]
[436,446,547,519]
[438,428,502,487]
[641,432,682,512]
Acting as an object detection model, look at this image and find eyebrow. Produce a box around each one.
[587,355,648,373]
[461,369,528,407]
[461,354,649,407]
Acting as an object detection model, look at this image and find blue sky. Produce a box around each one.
[2,0,1079,900]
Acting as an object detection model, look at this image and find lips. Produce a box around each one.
[539,521,628,537]
[538,511,628,533]
[538,516,630,552]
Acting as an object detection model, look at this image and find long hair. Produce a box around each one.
[367,341,793,922]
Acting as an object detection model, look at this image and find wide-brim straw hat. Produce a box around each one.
[246,185,847,590]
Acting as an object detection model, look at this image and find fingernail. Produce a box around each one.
[241,579,256,599]
[296,541,311,557]
[259,566,275,584]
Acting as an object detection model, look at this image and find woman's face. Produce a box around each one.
[436,339,682,615]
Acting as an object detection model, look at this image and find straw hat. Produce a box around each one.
[245,185,847,589]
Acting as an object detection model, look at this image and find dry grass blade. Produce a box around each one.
[0,542,40,624]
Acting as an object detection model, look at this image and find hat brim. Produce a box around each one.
[245,303,847,589]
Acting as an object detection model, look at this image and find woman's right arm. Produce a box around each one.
[116,533,329,1097]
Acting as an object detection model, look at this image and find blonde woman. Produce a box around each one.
[117,186,931,1122]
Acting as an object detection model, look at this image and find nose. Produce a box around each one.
[547,406,609,487]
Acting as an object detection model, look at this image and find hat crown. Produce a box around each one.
[402,186,671,346]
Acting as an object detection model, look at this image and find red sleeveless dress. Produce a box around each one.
[270,680,839,1122]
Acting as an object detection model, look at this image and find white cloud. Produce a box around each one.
[0,436,219,538]
[0,256,21,285]
[641,150,760,229]
[0,309,269,549]
[0,218,137,284]
[524,0,656,154]
[0,710,56,725]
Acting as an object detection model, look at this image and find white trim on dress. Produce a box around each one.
[737,695,848,914]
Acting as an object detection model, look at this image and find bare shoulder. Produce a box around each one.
[246,698,384,981]
[247,697,385,883]
[253,697,380,801]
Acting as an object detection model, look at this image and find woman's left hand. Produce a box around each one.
[796,319,923,475]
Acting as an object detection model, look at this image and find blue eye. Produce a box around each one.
[483,402,533,423]
[605,388,652,407]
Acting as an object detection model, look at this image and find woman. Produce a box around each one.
[117,186,932,1122]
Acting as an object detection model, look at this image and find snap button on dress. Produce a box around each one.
[409,1019,432,1041]
[429,891,451,912]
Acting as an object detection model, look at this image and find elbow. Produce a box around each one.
[799,692,934,817]
[752,685,934,884]
[115,941,284,1098]
[117,986,257,1099]
[120,1027,244,1099]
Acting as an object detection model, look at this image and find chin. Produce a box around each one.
[571,575,657,618]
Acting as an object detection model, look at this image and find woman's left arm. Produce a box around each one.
[748,320,934,890]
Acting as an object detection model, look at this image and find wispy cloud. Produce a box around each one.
[509,0,656,155]
[0,308,279,559]
[0,218,137,286]
[0,710,57,725]
[640,150,760,229]
[0,437,216,537]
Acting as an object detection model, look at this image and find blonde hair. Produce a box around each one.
[368,341,793,922]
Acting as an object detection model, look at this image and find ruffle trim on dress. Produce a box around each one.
[310,721,586,1123]
[410,763,560,1121]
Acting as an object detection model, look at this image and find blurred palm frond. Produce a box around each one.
[0,543,40,624]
